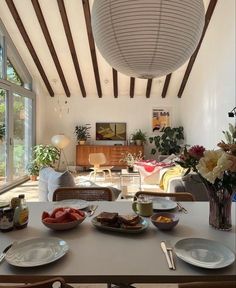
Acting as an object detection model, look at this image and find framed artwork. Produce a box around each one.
[96,122,126,140]
[152,107,171,132]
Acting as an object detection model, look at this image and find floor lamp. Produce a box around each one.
[51,134,70,170]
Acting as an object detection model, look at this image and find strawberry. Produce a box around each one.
[77,210,85,217]
[50,207,65,218]
[69,212,82,221]
[42,211,50,220]
[53,211,69,223]
[43,217,58,223]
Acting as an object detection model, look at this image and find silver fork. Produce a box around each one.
[87,205,98,217]
[177,202,188,214]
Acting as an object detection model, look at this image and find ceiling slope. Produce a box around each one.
[0,0,218,99]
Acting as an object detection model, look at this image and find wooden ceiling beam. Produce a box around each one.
[162,74,172,98]
[146,79,152,98]
[130,77,135,98]
[112,68,118,98]
[31,0,70,97]
[82,0,102,98]
[177,0,218,98]
[5,0,54,96]
[57,0,86,98]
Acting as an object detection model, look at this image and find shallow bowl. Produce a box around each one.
[151,212,179,231]
[42,217,85,231]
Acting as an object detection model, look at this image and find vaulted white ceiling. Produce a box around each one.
[0,0,213,99]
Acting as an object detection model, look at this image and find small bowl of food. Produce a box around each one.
[151,212,179,231]
[42,207,86,231]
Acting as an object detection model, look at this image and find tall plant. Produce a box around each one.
[149,126,184,155]
[33,144,60,168]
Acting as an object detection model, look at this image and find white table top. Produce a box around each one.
[0,201,235,284]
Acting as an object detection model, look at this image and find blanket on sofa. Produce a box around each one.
[159,165,186,191]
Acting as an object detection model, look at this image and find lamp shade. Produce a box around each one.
[91,0,205,79]
[51,134,70,149]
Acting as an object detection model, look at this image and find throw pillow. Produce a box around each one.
[48,170,76,201]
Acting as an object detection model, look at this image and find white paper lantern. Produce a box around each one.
[92,0,205,79]
[51,134,70,149]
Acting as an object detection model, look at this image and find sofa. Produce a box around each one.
[135,155,209,201]
[38,167,121,201]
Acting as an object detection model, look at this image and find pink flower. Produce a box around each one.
[188,145,205,160]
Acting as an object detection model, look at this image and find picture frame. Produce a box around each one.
[96,122,126,140]
[152,107,171,132]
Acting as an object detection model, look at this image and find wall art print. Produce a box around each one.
[152,107,171,132]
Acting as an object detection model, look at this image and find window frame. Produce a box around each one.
[0,19,35,193]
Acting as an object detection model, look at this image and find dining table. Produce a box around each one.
[0,201,235,285]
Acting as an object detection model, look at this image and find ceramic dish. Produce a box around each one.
[92,217,148,234]
[152,197,177,211]
[42,216,85,230]
[151,212,179,230]
[175,238,235,269]
[5,237,69,267]
[53,199,89,210]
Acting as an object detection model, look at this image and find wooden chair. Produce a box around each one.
[89,152,113,180]
[178,281,236,288]
[53,187,113,201]
[134,191,195,201]
[0,277,73,288]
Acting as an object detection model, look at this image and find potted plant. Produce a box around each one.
[120,151,143,172]
[149,126,184,155]
[131,129,147,146]
[33,144,60,169]
[74,124,91,145]
[27,161,40,181]
[0,123,5,142]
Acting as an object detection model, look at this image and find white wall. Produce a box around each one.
[34,0,235,166]
[37,94,180,165]
[179,0,235,149]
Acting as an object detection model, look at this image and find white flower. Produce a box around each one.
[196,150,232,184]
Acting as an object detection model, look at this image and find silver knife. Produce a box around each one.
[161,241,173,269]
[89,205,98,217]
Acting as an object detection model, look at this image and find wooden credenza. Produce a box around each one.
[76,145,144,168]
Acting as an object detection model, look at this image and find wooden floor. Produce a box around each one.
[0,171,162,203]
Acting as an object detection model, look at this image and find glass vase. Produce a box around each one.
[207,186,233,231]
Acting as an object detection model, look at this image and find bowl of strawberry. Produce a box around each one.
[42,207,86,230]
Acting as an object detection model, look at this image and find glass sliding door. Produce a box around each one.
[0,20,34,193]
[0,88,7,187]
[12,93,32,180]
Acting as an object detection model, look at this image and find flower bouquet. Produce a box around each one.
[120,151,143,172]
[176,124,236,230]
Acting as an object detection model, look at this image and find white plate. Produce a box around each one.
[53,199,89,210]
[152,197,177,211]
[5,237,69,267]
[175,238,235,269]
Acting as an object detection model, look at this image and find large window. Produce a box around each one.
[0,19,35,193]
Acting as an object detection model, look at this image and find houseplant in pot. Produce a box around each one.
[120,151,143,172]
[74,124,91,145]
[27,161,40,181]
[33,144,60,169]
[149,126,184,156]
[131,129,147,146]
